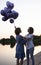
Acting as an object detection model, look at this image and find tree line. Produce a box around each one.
[33,35,41,46]
[0,35,41,48]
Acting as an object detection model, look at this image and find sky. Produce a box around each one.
[0,0,41,39]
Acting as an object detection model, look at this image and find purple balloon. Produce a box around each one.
[2,16,8,21]
[1,10,7,16]
[4,7,11,13]
[5,11,19,19]
[6,1,14,9]
[10,18,14,23]
[12,11,19,19]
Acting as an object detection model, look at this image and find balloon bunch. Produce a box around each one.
[0,1,19,23]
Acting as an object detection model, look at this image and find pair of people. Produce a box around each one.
[15,27,34,65]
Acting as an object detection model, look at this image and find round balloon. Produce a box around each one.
[12,11,19,19]
[10,18,14,23]
[6,1,14,9]
[4,7,11,13]
[1,10,7,16]
[2,16,8,21]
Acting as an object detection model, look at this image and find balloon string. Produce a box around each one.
[14,22,16,29]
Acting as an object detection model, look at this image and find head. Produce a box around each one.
[28,27,34,34]
[15,27,21,35]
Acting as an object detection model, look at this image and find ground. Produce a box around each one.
[23,52,41,65]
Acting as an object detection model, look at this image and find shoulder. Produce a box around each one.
[28,34,33,38]
[16,35,20,39]
[25,34,33,38]
[16,35,23,39]
[19,35,24,39]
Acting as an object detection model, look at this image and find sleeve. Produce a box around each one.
[20,35,27,45]
[25,34,33,40]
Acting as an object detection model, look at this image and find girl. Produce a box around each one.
[15,27,26,65]
[25,27,35,65]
